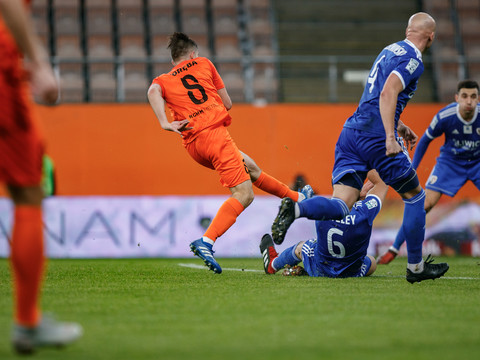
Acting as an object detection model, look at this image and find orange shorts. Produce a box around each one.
[0,59,44,187]
[185,125,250,188]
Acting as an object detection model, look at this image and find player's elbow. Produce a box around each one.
[224,100,232,110]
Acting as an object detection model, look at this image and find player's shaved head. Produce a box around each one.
[407,12,436,34]
[405,12,436,51]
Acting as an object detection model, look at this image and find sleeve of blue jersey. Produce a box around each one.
[363,194,382,226]
[393,56,423,88]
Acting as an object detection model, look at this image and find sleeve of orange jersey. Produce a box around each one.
[206,59,225,90]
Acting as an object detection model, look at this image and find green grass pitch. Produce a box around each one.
[1,256,480,359]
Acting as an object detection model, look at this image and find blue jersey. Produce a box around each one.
[344,39,424,136]
[304,194,382,277]
[424,102,480,160]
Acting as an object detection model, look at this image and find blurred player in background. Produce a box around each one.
[261,170,387,278]
[0,0,82,354]
[271,12,449,283]
[148,32,313,274]
[378,79,480,264]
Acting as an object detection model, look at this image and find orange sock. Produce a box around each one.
[253,172,299,201]
[10,206,45,327]
[204,197,245,241]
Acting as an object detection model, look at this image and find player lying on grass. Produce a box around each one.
[260,170,386,278]
[261,170,448,280]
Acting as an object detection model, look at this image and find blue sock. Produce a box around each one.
[402,189,426,264]
[272,244,301,271]
[298,196,349,220]
[392,226,406,251]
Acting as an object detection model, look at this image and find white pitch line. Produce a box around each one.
[179,263,480,279]
[371,275,480,280]
[178,263,263,272]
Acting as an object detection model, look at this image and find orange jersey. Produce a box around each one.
[152,57,232,144]
[0,0,44,187]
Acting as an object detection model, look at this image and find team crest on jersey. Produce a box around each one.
[428,175,438,185]
[365,199,378,210]
[406,58,419,74]
[476,128,480,135]
[464,125,472,134]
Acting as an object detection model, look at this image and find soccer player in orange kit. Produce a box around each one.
[0,0,82,353]
[148,32,313,274]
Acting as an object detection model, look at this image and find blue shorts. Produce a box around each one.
[426,156,480,196]
[332,128,416,192]
[301,239,372,278]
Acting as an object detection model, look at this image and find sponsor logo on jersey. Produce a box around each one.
[406,58,419,74]
[453,139,480,149]
[428,175,438,185]
[464,125,473,134]
[452,129,459,134]
[365,199,378,210]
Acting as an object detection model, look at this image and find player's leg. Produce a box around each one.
[271,180,356,245]
[3,82,82,353]
[8,185,83,354]
[203,179,252,243]
[271,242,303,271]
[397,184,449,282]
[188,127,251,273]
[375,149,448,281]
[240,151,312,202]
[349,255,377,277]
[8,185,44,329]
[468,158,480,193]
[365,255,377,276]
[378,172,446,265]
[259,234,305,274]
[424,189,443,213]
[259,234,279,274]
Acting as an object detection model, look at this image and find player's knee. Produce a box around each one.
[238,187,254,208]
[391,170,420,195]
[247,163,261,181]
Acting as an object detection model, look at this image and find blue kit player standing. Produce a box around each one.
[271,12,449,283]
[261,171,386,278]
[378,79,480,264]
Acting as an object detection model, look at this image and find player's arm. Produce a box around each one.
[0,0,58,104]
[209,59,232,110]
[379,73,404,157]
[411,132,433,169]
[147,83,192,135]
[366,170,388,204]
[217,87,232,110]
